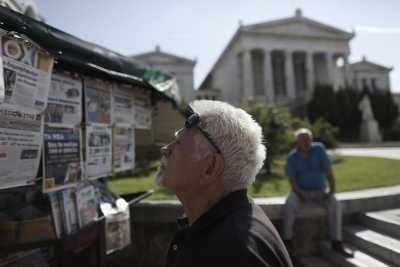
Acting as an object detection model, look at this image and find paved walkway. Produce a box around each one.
[330,147,400,159]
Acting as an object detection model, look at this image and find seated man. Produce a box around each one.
[156,100,293,267]
[282,128,353,257]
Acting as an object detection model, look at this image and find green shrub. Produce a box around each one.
[311,118,339,148]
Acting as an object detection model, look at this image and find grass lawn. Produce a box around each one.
[108,155,400,200]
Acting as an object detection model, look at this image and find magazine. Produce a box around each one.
[49,192,63,238]
[60,188,78,235]
[76,185,98,228]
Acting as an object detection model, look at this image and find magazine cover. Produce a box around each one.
[49,192,63,238]
[76,185,98,228]
[61,188,78,235]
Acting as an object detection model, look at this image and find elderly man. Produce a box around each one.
[282,128,353,258]
[156,100,292,267]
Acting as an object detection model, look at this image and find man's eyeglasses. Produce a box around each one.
[185,111,221,154]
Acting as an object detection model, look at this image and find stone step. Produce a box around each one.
[301,256,337,267]
[320,241,395,267]
[359,209,400,238]
[344,225,400,266]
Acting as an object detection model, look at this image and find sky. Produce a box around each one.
[36,0,400,92]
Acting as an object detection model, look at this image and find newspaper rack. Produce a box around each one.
[0,190,153,257]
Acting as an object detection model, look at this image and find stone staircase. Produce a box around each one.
[301,208,400,267]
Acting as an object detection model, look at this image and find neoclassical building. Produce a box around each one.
[344,56,392,91]
[132,45,196,104]
[198,9,356,111]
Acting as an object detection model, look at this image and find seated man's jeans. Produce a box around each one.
[282,189,342,241]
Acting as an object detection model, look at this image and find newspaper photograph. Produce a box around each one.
[112,87,135,126]
[84,78,112,125]
[86,125,112,179]
[0,35,54,111]
[43,127,82,193]
[113,127,135,173]
[0,104,43,189]
[45,72,82,126]
[134,90,152,129]
[100,198,131,255]
[76,184,98,228]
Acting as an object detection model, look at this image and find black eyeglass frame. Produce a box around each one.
[185,112,221,154]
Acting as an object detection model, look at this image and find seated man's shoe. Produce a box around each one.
[331,240,354,258]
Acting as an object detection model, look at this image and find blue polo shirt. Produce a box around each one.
[285,142,331,191]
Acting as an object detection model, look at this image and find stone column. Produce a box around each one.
[242,50,254,99]
[342,54,350,88]
[264,50,274,103]
[325,53,335,87]
[306,52,315,94]
[285,50,295,99]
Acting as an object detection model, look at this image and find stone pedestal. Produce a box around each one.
[360,120,382,142]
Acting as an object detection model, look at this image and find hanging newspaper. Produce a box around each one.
[86,125,112,179]
[84,78,112,125]
[113,127,135,173]
[100,198,131,255]
[112,86,135,127]
[45,72,82,126]
[76,184,98,228]
[43,127,82,193]
[134,90,152,129]
[0,33,54,111]
[0,104,43,189]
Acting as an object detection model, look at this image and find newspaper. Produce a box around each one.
[49,192,64,238]
[76,184,98,228]
[134,90,152,129]
[43,127,82,193]
[61,188,79,235]
[0,34,54,111]
[84,78,112,125]
[100,198,131,255]
[45,72,82,126]
[86,125,112,179]
[113,127,135,173]
[0,103,43,189]
[112,86,135,127]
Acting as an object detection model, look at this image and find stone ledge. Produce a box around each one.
[131,186,400,223]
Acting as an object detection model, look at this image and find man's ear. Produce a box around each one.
[200,153,224,185]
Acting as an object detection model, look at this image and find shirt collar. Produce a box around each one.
[177,189,250,234]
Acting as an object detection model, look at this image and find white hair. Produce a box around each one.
[190,100,266,192]
[294,128,313,139]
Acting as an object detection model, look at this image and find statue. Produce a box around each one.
[358,95,375,121]
[358,95,382,142]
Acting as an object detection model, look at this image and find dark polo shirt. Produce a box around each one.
[165,190,293,267]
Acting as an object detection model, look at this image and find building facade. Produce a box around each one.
[343,56,392,91]
[132,46,196,104]
[197,9,354,111]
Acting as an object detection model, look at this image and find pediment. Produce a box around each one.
[134,51,195,65]
[350,61,392,72]
[244,17,353,40]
